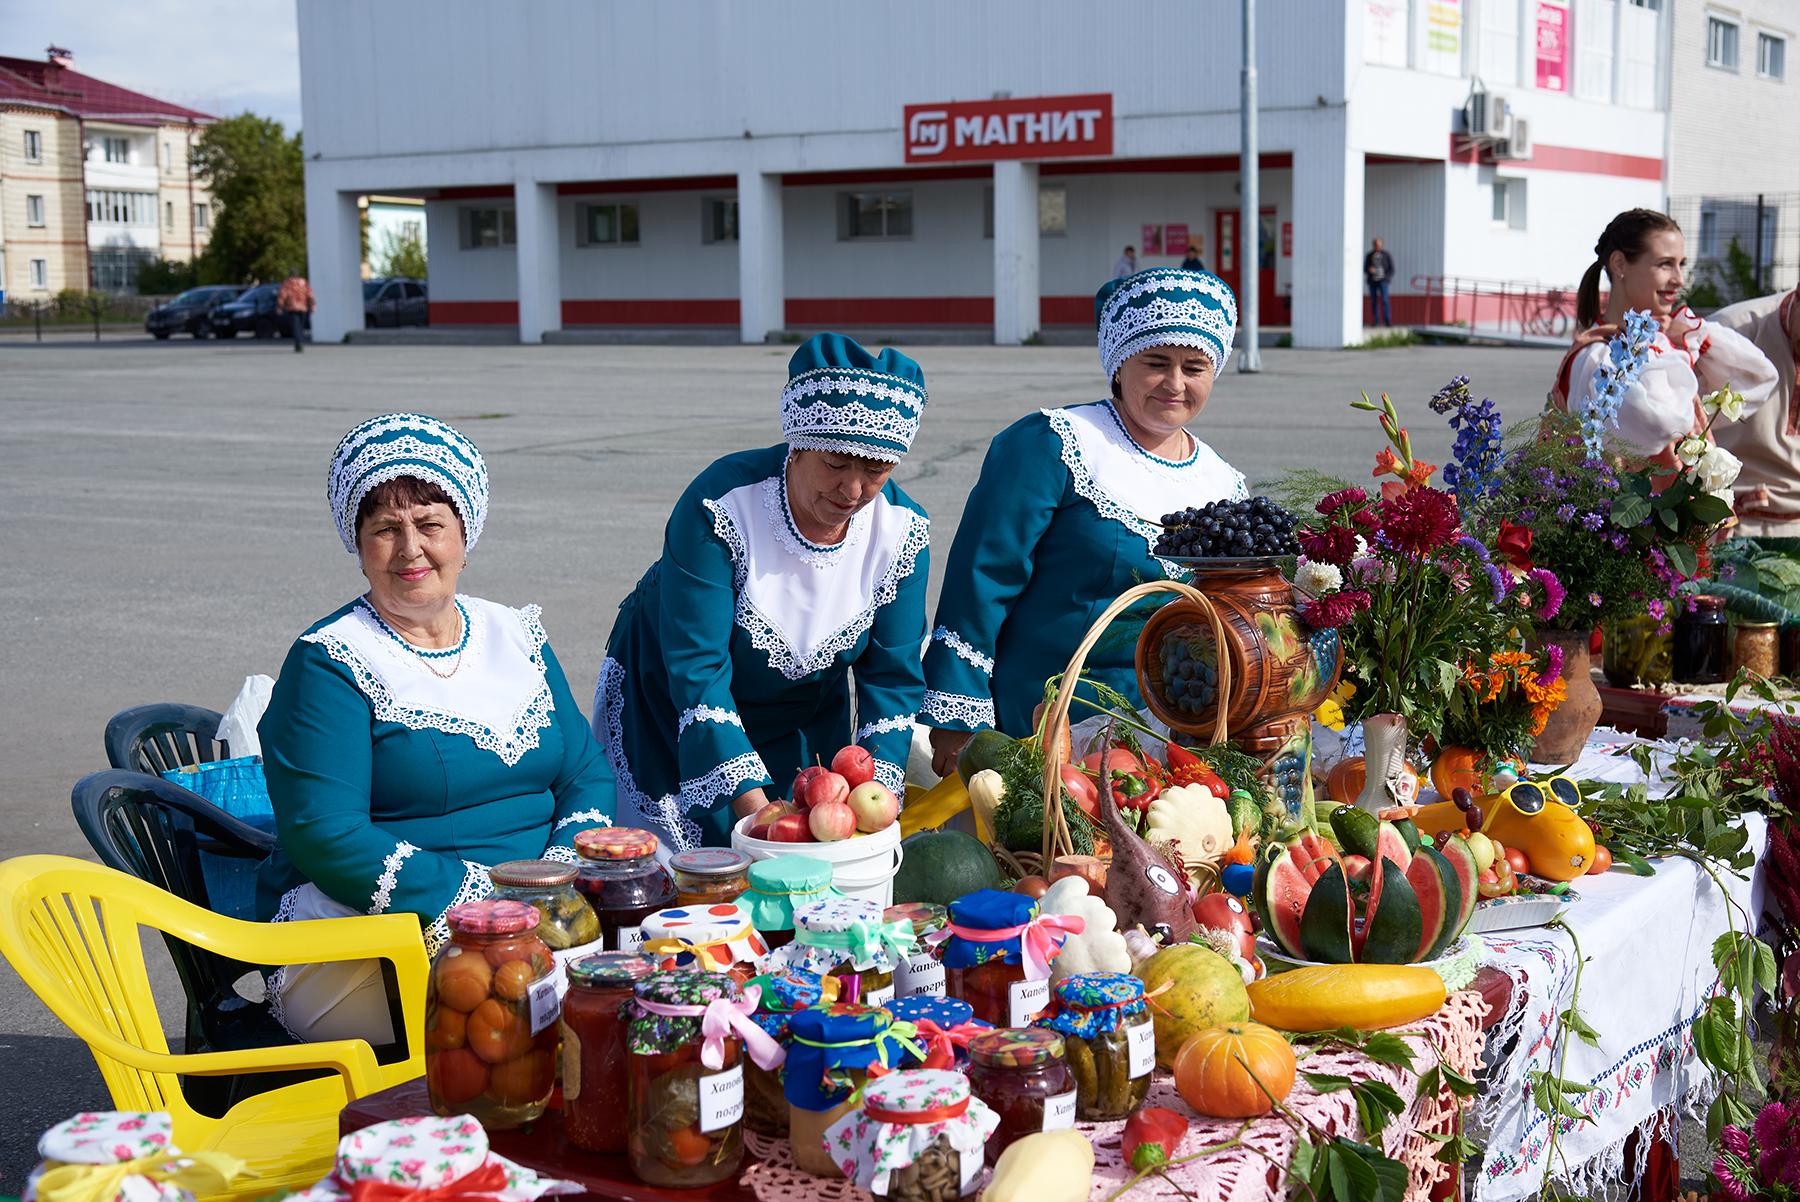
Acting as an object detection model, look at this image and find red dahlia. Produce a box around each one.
[1300,589,1372,629]
[1296,525,1359,565]
[1378,487,1461,555]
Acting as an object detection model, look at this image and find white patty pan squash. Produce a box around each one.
[1038,875,1131,984]
[1146,783,1234,877]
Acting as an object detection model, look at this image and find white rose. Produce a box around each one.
[1694,444,1742,493]
[1676,435,1709,466]
[1701,387,1746,422]
[1295,559,1343,596]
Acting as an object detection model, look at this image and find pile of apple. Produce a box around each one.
[746,745,900,843]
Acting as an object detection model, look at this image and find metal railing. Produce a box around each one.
[1410,275,1580,340]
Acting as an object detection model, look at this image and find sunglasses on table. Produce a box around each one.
[1489,775,1581,813]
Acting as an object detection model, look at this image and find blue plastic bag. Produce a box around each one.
[161,755,275,920]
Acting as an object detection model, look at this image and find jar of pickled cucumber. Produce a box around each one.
[670,848,753,907]
[785,1005,910,1178]
[939,890,1078,1028]
[822,1069,999,1201]
[623,970,754,1188]
[1033,972,1154,1121]
[770,896,915,1008]
[488,859,600,959]
[740,856,839,951]
[885,902,947,999]
[742,968,836,1137]
[640,902,768,983]
[574,827,678,953]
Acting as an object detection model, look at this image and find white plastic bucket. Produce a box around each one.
[730,815,905,909]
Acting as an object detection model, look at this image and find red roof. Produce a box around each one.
[0,55,212,125]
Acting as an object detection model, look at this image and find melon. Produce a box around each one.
[1406,844,1465,962]
[1135,942,1251,1068]
[891,828,1001,906]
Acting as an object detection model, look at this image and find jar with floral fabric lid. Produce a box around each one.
[823,1069,999,1202]
[965,1028,1077,1164]
[884,996,989,1070]
[1032,972,1154,1121]
[784,1004,926,1178]
[741,856,839,950]
[623,969,785,1187]
[640,902,769,983]
[670,848,753,907]
[560,951,656,1153]
[885,902,948,999]
[933,890,1084,1028]
[488,859,601,958]
[742,968,839,1137]
[770,896,915,1007]
[573,827,677,953]
[426,900,560,1130]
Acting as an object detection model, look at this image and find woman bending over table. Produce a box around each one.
[259,413,615,1043]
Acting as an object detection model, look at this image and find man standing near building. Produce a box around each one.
[1113,245,1137,279]
[1364,237,1396,328]
[1180,241,1207,273]
[1711,284,1800,539]
[278,271,315,352]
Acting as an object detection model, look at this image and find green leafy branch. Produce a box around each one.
[1531,915,1598,1202]
[1234,1054,1411,1202]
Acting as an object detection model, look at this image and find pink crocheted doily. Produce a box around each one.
[741,989,1487,1202]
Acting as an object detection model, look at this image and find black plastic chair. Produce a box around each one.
[104,702,230,774]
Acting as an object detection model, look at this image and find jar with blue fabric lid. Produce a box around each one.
[784,1004,924,1179]
[884,996,989,1069]
[741,968,838,1137]
[937,890,1082,1028]
[1032,972,1154,1121]
[770,896,916,1008]
[742,856,839,950]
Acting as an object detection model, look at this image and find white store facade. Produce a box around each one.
[298,0,1672,348]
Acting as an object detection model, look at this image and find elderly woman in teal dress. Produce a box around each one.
[595,333,931,852]
[259,413,615,1042]
[924,270,1243,774]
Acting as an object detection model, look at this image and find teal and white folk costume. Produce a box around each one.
[923,270,1245,737]
[259,414,615,1039]
[596,335,930,852]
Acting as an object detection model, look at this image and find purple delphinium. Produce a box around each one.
[1429,376,1506,505]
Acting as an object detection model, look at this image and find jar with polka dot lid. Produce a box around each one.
[768,896,917,1008]
[640,902,769,984]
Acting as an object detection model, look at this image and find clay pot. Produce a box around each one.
[1532,629,1603,763]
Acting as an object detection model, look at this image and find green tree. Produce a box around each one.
[192,114,306,284]
[375,226,428,279]
[136,257,198,295]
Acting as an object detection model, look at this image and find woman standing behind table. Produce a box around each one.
[595,333,930,852]
[1549,209,1778,465]
[923,269,1246,773]
[259,413,616,1043]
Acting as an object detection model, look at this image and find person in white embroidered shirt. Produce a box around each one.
[258,413,615,1044]
[593,333,930,853]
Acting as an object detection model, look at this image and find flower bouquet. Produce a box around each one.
[1436,648,1569,784]
[1712,1100,1800,1202]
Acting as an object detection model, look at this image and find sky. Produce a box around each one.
[0,0,303,131]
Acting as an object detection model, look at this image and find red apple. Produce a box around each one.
[791,765,829,804]
[748,801,796,837]
[798,770,850,811]
[845,781,898,833]
[808,798,858,842]
[831,745,877,789]
[768,813,814,843]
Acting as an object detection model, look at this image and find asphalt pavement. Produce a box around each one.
[0,334,1563,1186]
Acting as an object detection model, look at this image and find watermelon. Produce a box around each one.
[1253,844,1310,957]
[1404,845,1463,962]
[1289,831,1341,884]
[891,829,1002,905]
[956,729,1018,783]
[1392,817,1422,857]
[1299,862,1353,963]
[1434,834,1481,945]
[1356,856,1423,964]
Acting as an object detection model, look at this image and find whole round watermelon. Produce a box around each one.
[1136,942,1252,1068]
[891,829,1001,906]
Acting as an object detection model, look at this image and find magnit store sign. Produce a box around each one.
[904,93,1112,163]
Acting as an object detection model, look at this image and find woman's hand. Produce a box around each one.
[732,787,771,820]
[929,728,975,779]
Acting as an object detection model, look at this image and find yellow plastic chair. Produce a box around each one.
[0,855,428,1199]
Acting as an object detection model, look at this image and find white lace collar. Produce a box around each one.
[1043,400,1246,573]
[704,476,929,681]
[302,595,554,766]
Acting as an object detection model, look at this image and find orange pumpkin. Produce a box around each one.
[1429,747,1524,799]
[1325,756,1421,806]
[1172,1022,1297,1118]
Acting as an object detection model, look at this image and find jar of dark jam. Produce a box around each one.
[966,1028,1076,1165]
[1673,595,1730,684]
[574,827,677,953]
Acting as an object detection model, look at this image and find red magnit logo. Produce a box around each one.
[903,94,1113,164]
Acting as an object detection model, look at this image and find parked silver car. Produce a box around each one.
[363,278,429,328]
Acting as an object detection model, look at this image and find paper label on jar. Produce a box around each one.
[549,940,602,1001]
[894,952,945,998]
[613,924,647,952]
[1127,1019,1156,1079]
[960,1141,983,1190]
[1008,977,1051,1027]
[864,983,896,1008]
[698,1063,745,1133]
[560,1023,581,1100]
[527,975,559,1036]
[1042,1089,1078,1130]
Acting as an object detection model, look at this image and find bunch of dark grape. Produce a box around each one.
[1158,632,1217,715]
[1155,496,1300,558]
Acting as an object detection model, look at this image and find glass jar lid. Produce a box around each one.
[1691,594,1727,614]
[567,950,657,989]
[575,826,659,860]
[1736,620,1780,629]
[883,902,946,936]
[489,859,578,888]
[445,899,540,935]
[669,848,753,879]
[968,1027,1065,1068]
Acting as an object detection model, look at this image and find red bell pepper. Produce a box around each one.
[1122,1106,1188,1170]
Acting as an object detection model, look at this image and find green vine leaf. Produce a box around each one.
[1559,1005,1602,1049]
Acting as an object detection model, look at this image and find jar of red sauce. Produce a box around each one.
[560,951,656,1153]
[966,1028,1076,1165]
[939,890,1080,1028]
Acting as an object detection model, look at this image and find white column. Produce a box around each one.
[303,179,360,343]
[513,179,561,344]
[737,170,785,343]
[1290,125,1364,348]
[992,161,1040,345]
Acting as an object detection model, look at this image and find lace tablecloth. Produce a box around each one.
[742,989,1488,1202]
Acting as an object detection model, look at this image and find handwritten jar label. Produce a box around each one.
[1043,1089,1078,1130]
[1008,977,1050,1027]
[1127,1019,1156,1079]
[894,952,946,998]
[699,1063,746,1133]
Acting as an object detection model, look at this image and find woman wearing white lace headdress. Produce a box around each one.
[258,413,615,1042]
[923,269,1246,774]
[593,333,930,851]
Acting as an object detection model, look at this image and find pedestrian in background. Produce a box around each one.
[1364,238,1395,328]
[1113,245,1137,279]
[1180,241,1207,272]
[278,271,315,352]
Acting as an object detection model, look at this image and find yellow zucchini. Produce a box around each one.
[1247,963,1447,1032]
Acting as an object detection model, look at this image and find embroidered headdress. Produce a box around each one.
[1095,268,1239,384]
[327,413,488,553]
[780,333,928,464]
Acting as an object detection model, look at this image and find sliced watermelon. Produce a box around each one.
[1299,861,1353,963]
[1405,845,1461,962]
[1358,855,1423,964]
[1253,844,1309,957]
[1289,831,1341,884]
[1392,817,1422,857]
[1375,822,1412,872]
[1435,834,1481,945]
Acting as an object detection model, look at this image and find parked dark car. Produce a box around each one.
[145,286,243,339]
[208,283,306,340]
[363,277,429,328]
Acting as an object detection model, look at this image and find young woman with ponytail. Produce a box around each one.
[1549,208,1779,467]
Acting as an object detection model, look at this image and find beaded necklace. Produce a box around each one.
[361,596,470,679]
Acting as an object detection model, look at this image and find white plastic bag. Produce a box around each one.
[215,674,275,757]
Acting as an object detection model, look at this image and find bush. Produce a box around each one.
[137,257,199,296]
[374,227,427,280]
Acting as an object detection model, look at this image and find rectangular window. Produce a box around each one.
[1699,209,1720,257]
[102,136,130,164]
[981,184,1070,238]
[702,197,739,243]
[84,189,157,225]
[578,202,641,246]
[1491,177,1526,228]
[840,191,913,240]
[162,142,172,171]
[1480,0,1521,85]
[460,207,516,249]
[165,201,175,230]
[29,259,48,289]
[1575,0,1616,102]
[1708,16,1740,69]
[1759,32,1786,79]
[193,202,209,230]
[26,194,45,227]
[24,129,43,163]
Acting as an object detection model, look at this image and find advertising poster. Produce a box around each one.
[1141,224,1163,254]
[1165,223,1190,256]
[1424,0,1463,75]
[1535,2,1569,92]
